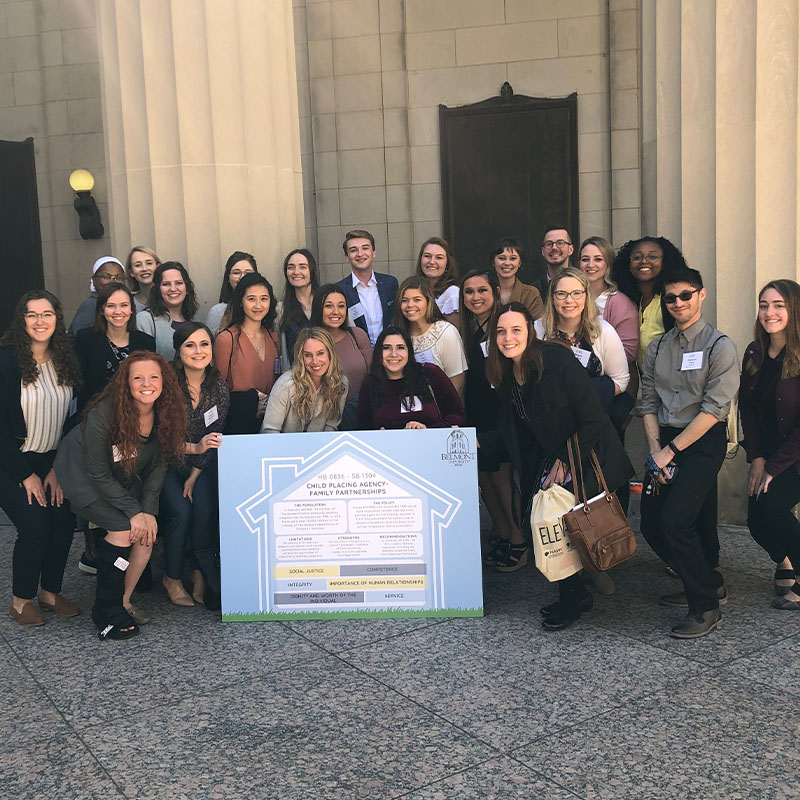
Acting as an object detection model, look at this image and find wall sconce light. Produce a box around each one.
[69,168,104,239]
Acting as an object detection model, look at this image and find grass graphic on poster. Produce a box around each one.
[223,607,483,621]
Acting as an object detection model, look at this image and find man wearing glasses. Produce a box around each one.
[532,226,574,299]
[639,267,739,639]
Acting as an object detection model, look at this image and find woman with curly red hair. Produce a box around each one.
[55,351,187,639]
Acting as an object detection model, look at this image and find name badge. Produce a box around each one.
[415,349,434,364]
[274,357,282,375]
[349,302,365,320]
[204,405,219,427]
[480,340,489,358]
[401,396,423,413]
[681,351,703,370]
[113,556,129,571]
[571,347,592,368]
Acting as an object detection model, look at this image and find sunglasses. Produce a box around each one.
[664,289,700,304]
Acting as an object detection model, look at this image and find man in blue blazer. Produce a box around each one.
[335,229,398,346]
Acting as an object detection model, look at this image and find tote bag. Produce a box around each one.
[530,485,583,582]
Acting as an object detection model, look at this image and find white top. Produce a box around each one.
[411,320,468,378]
[20,359,73,453]
[534,318,629,393]
[352,272,383,346]
[435,285,460,317]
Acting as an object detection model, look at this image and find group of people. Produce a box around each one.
[2,225,799,642]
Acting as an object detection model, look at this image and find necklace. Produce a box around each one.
[245,327,265,359]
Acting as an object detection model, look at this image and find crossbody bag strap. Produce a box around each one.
[589,449,613,498]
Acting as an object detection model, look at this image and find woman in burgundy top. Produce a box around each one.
[740,279,800,608]
[357,326,465,430]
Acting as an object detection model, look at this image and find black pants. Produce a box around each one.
[0,451,75,600]
[747,466,800,568]
[641,424,726,614]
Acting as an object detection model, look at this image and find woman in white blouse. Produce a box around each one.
[394,276,468,394]
[0,290,81,627]
[414,237,460,326]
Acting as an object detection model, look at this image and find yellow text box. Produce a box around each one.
[327,576,427,590]
[274,565,339,578]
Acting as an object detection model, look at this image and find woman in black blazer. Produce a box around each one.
[481,302,633,630]
[0,290,81,626]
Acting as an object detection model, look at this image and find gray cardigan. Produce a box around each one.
[260,372,347,433]
[136,310,197,361]
[54,398,166,518]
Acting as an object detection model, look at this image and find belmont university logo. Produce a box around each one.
[441,429,476,467]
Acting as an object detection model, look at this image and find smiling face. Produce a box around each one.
[93,261,125,289]
[321,292,348,330]
[346,237,375,277]
[552,276,587,327]
[228,259,255,291]
[129,251,157,287]
[400,288,428,324]
[286,254,311,289]
[242,282,270,324]
[495,310,531,364]
[103,289,132,331]
[462,276,494,321]
[301,337,331,385]
[493,247,521,281]
[23,298,57,345]
[541,229,574,273]
[159,269,187,310]
[420,244,448,281]
[579,244,608,288]
[758,287,789,337]
[179,328,213,372]
[629,241,664,285]
[381,334,409,379]
[128,359,163,410]
[664,281,705,330]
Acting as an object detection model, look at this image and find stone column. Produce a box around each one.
[96,0,305,309]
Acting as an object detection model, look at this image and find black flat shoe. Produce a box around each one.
[541,602,582,631]
[540,593,593,617]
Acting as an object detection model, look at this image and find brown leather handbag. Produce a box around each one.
[563,434,637,571]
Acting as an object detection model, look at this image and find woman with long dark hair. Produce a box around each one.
[357,326,465,430]
[482,303,632,630]
[214,272,280,434]
[55,352,187,639]
[414,237,460,326]
[310,283,372,430]
[205,251,257,333]
[160,322,229,611]
[261,328,348,433]
[740,279,800,608]
[0,290,81,626]
[136,261,199,360]
[279,248,319,366]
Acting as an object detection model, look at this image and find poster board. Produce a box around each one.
[218,428,483,621]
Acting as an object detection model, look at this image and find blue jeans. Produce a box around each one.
[159,467,219,591]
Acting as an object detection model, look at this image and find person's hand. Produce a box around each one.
[404,421,427,429]
[196,432,222,454]
[129,512,148,543]
[142,512,158,545]
[542,459,568,489]
[651,446,676,485]
[183,474,199,502]
[42,468,64,507]
[22,473,46,507]
[748,457,767,496]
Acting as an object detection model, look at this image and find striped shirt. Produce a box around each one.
[20,359,73,453]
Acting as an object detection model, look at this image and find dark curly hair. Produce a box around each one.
[83,351,186,477]
[610,236,689,306]
[148,262,199,321]
[366,326,432,410]
[94,281,138,334]
[0,289,81,387]
[218,251,258,304]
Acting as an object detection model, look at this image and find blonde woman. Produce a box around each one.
[125,246,161,312]
[260,328,348,433]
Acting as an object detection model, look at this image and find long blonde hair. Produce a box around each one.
[578,236,617,292]
[290,328,347,423]
[541,267,602,345]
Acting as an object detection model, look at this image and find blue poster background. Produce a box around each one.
[218,428,483,620]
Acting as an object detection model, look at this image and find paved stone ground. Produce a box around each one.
[1,519,798,800]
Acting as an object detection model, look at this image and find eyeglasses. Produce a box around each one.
[95,272,122,282]
[553,289,586,300]
[24,311,56,321]
[663,289,700,304]
[630,253,662,264]
[543,240,571,250]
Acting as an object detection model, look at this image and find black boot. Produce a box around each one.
[541,574,590,631]
[93,540,138,640]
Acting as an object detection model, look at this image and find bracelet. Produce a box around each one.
[667,439,681,455]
